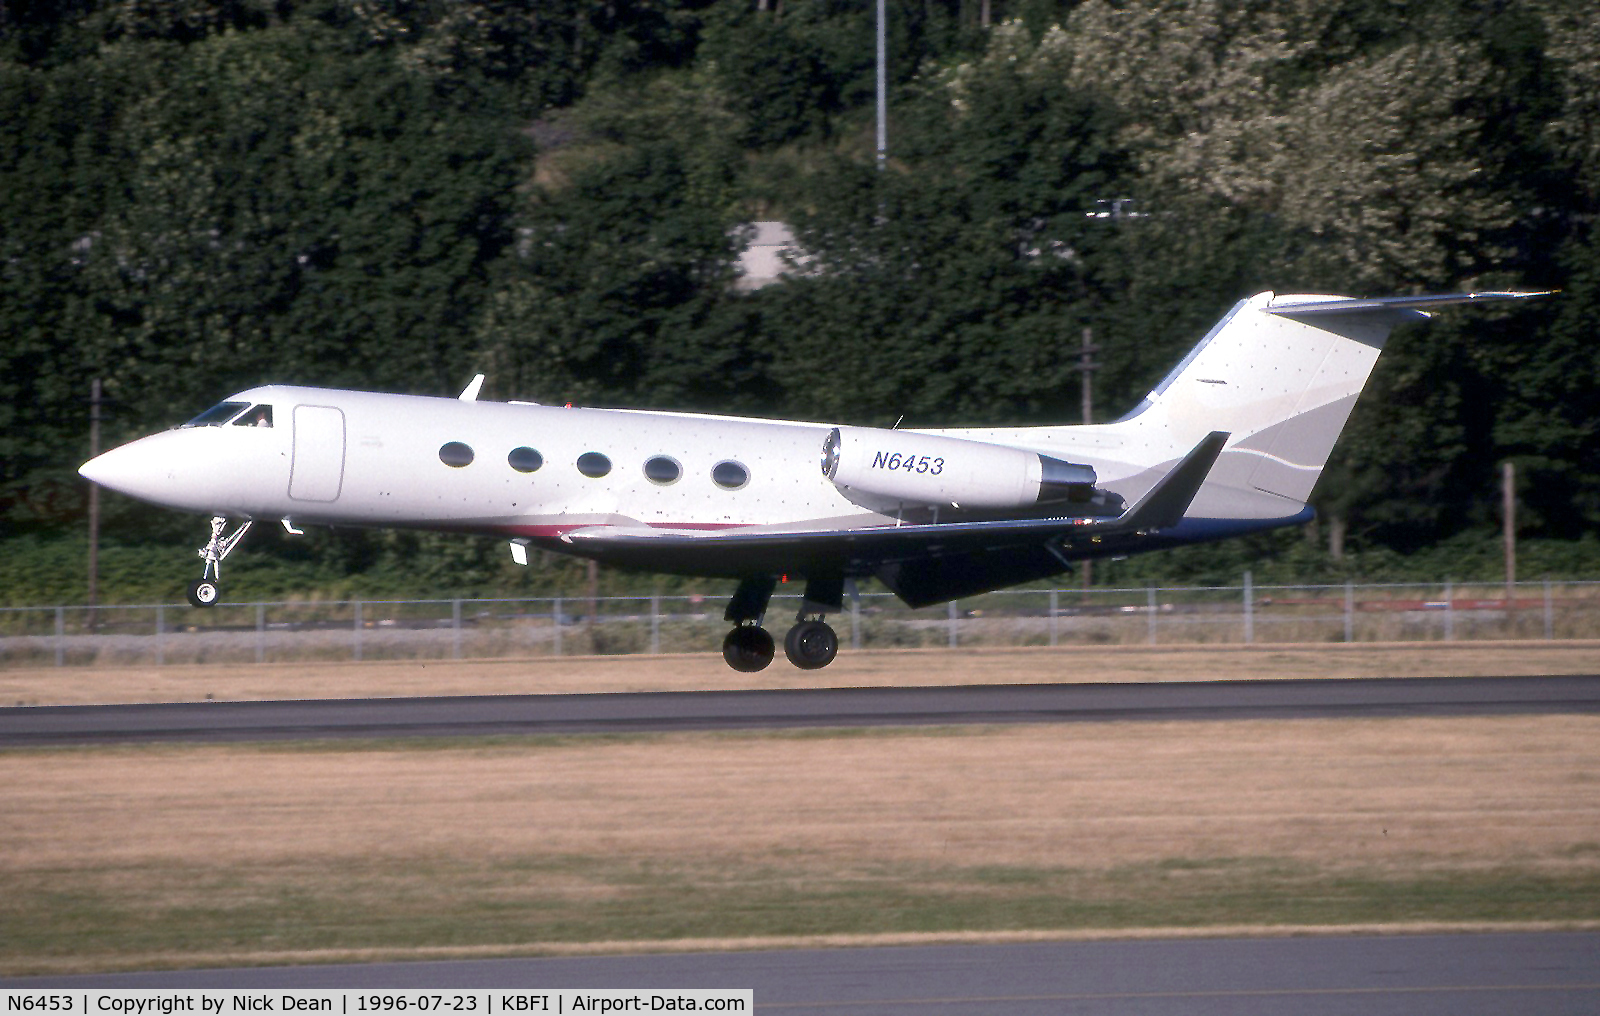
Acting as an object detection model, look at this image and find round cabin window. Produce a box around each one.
[439,442,474,468]
[576,452,612,478]
[644,455,682,485]
[711,460,749,490]
[508,446,543,473]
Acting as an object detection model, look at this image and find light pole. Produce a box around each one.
[876,0,887,172]
[88,378,103,629]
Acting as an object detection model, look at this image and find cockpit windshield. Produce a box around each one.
[181,402,274,428]
[233,404,273,427]
[183,401,250,427]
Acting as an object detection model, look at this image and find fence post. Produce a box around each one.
[947,599,959,649]
[1443,581,1454,642]
[1544,578,1553,641]
[1344,581,1354,643]
[651,592,660,655]
[553,596,563,657]
[851,591,860,649]
[1049,588,1059,647]
[452,598,462,660]
[256,602,266,664]
[1243,570,1254,644]
[353,599,363,662]
[55,606,65,667]
[1147,585,1157,645]
[155,605,164,667]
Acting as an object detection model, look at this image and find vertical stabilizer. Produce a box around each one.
[1109,291,1544,512]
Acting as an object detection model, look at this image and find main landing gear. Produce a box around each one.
[721,575,843,672]
[186,515,253,607]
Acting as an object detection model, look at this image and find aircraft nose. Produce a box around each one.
[79,436,174,501]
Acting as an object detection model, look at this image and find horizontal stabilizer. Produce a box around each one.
[1265,291,1551,317]
[1116,431,1229,532]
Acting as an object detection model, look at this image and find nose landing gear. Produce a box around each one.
[186,515,252,608]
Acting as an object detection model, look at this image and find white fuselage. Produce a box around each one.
[83,385,1175,543]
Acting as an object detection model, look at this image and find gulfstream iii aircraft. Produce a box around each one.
[80,290,1544,671]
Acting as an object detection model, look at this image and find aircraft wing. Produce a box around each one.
[560,432,1238,607]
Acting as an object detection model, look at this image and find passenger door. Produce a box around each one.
[289,404,346,502]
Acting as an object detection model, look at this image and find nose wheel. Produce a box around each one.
[186,579,221,607]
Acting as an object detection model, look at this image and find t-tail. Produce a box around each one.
[1095,290,1548,524]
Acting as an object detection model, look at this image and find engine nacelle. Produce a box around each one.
[821,426,1096,510]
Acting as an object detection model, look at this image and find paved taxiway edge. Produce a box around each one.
[2,674,1598,746]
[7,920,1600,981]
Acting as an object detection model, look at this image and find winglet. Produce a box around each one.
[459,374,486,402]
[1116,431,1229,532]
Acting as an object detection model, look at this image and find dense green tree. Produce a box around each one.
[699,5,835,147]
[474,70,749,409]
[742,35,1131,426]
[0,43,142,530]
[75,23,525,402]
[0,10,527,542]
[1496,231,1600,536]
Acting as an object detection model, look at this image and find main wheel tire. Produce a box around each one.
[784,620,838,670]
[186,579,220,608]
[722,625,775,672]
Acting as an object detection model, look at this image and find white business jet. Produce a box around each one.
[80,290,1544,671]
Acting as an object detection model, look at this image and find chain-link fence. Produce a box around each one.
[4,576,1599,668]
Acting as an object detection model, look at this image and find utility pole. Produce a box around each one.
[1503,460,1517,609]
[87,378,103,629]
[1075,329,1100,599]
[587,558,600,648]
[1078,327,1098,425]
[1077,196,1142,599]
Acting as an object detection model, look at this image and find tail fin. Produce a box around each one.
[1109,290,1546,510]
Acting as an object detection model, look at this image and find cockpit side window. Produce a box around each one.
[182,401,250,428]
[232,405,273,428]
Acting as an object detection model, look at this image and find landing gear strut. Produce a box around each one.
[784,575,842,670]
[187,515,252,608]
[720,575,844,672]
[722,575,776,671]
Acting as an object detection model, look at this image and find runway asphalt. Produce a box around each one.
[1,673,1597,745]
[7,932,1600,1014]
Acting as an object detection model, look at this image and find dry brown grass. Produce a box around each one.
[4,640,1598,706]
[3,715,1599,973]
[7,717,1596,874]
